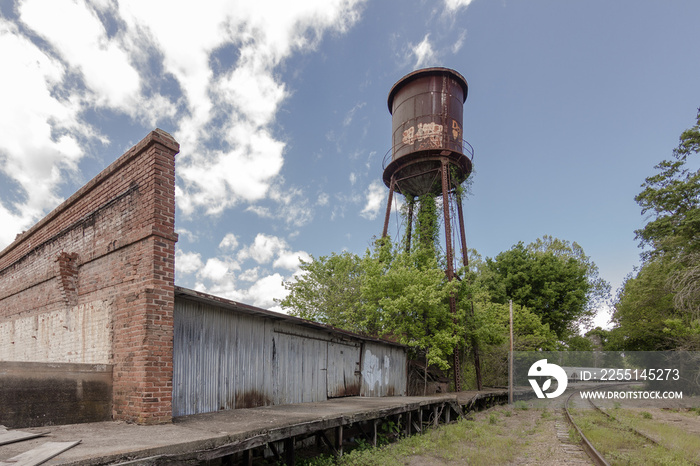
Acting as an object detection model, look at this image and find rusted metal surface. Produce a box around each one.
[383,67,472,197]
[173,291,408,417]
[388,68,467,161]
[381,176,395,238]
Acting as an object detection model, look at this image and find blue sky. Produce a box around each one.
[1,0,699,328]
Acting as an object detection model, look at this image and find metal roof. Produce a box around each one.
[174,286,406,348]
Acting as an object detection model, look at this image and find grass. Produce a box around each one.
[570,408,694,465]
[296,405,530,466]
[608,408,700,465]
[513,400,529,410]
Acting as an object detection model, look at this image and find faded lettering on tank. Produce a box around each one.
[402,122,443,148]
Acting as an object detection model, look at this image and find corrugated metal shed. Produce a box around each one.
[173,287,407,417]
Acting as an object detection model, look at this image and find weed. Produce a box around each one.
[514,400,529,410]
[489,413,498,425]
[568,427,581,444]
[641,411,653,419]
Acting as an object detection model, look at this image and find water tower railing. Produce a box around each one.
[382,138,474,171]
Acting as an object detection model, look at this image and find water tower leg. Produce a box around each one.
[456,195,482,391]
[440,159,461,392]
[405,199,414,252]
[382,177,395,239]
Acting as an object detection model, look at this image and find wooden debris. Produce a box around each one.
[0,440,81,466]
[0,427,48,447]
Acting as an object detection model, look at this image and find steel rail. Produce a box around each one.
[565,384,700,466]
[583,387,700,466]
[564,390,610,466]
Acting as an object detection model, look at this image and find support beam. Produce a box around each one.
[318,431,339,456]
[456,190,482,391]
[336,425,343,457]
[242,449,252,466]
[382,177,396,239]
[372,420,378,447]
[405,198,414,252]
[284,437,295,466]
[440,159,462,392]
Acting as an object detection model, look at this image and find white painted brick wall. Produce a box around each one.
[0,300,112,363]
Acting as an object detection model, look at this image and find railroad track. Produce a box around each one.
[563,384,700,466]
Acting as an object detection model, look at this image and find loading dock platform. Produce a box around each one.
[0,391,507,465]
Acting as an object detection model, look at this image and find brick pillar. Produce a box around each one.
[110,130,179,424]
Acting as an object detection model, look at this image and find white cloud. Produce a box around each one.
[0,0,366,252]
[452,30,467,54]
[245,186,314,228]
[199,257,233,282]
[176,228,198,243]
[349,172,357,185]
[317,193,330,206]
[273,250,312,271]
[238,233,289,264]
[19,0,141,114]
[117,0,366,217]
[246,273,288,309]
[0,18,87,247]
[360,180,387,220]
[238,267,260,283]
[268,186,314,228]
[175,249,204,275]
[444,0,475,12]
[343,102,366,126]
[195,269,289,313]
[412,34,437,69]
[219,233,239,251]
[183,230,312,312]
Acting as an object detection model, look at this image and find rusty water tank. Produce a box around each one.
[383,67,472,197]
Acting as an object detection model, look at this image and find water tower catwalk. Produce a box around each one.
[381,67,479,392]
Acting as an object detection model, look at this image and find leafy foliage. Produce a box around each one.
[279,238,463,371]
[278,251,367,334]
[480,236,609,340]
[635,109,700,261]
[610,258,682,350]
[612,109,700,350]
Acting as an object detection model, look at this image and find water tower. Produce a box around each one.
[380,67,478,391]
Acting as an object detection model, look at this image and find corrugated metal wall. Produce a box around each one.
[173,298,407,417]
[360,342,408,397]
[327,341,361,397]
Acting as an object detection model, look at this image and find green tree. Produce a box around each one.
[611,109,700,352]
[482,236,609,340]
[634,108,700,318]
[361,240,460,372]
[609,258,691,350]
[277,251,368,334]
[635,109,700,260]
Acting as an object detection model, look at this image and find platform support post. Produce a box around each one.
[284,437,295,465]
[336,425,343,456]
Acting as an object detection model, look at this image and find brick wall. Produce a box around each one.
[0,129,179,424]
